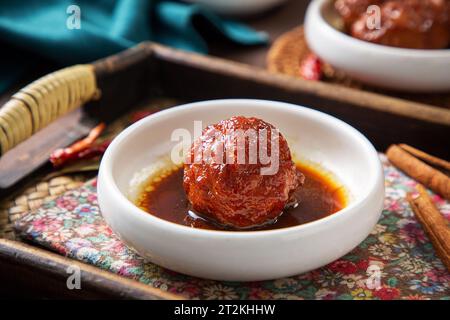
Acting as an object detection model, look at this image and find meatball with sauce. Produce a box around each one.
[336,0,450,49]
[183,116,304,229]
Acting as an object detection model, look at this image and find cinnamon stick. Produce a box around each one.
[408,184,450,272]
[399,144,450,172]
[387,144,450,200]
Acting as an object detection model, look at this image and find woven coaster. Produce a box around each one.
[267,26,450,109]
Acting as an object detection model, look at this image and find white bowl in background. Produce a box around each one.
[98,99,384,281]
[183,0,287,16]
[304,0,450,92]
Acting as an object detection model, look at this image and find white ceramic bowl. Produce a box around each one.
[183,0,287,15]
[98,99,384,281]
[304,0,450,92]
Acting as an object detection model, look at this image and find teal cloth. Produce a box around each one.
[0,0,268,93]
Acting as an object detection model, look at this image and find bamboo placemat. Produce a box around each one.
[267,26,450,109]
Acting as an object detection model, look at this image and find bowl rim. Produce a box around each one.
[308,0,450,58]
[99,99,384,238]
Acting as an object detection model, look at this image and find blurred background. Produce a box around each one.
[0,0,309,102]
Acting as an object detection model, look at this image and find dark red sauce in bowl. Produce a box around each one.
[136,162,347,231]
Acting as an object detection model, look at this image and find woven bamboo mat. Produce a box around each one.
[0,98,178,240]
[0,175,88,240]
[267,26,450,109]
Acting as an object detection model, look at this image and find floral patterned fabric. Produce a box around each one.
[15,155,450,300]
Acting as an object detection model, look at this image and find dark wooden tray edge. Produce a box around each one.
[0,239,182,299]
[149,43,450,126]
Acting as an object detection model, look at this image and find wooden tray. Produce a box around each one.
[0,43,449,299]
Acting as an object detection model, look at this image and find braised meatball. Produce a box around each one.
[335,0,450,49]
[183,116,304,229]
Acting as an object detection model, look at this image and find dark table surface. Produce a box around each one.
[211,0,308,67]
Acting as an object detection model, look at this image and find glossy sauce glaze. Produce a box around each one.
[136,163,347,231]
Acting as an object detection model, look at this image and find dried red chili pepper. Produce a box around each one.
[50,123,106,167]
[299,53,322,81]
[72,139,111,162]
[50,139,110,168]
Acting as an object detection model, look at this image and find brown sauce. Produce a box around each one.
[137,163,347,231]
